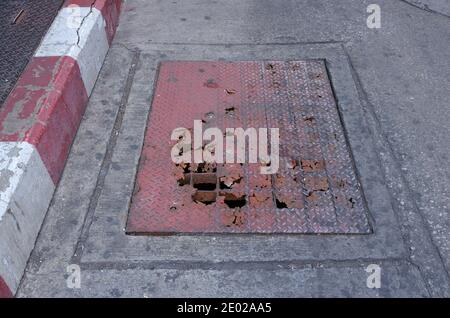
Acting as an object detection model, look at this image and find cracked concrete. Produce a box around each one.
[75,1,97,48]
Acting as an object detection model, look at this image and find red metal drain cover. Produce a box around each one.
[126,60,371,234]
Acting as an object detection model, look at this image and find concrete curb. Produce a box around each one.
[0,0,122,297]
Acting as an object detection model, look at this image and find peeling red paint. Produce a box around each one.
[0,56,88,183]
[0,276,13,298]
[301,159,325,172]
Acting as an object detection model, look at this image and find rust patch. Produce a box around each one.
[221,209,246,227]
[225,88,236,95]
[301,159,325,172]
[304,176,329,192]
[249,192,271,206]
[275,192,304,209]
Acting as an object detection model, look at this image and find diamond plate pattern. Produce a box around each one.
[0,0,64,108]
[126,60,372,234]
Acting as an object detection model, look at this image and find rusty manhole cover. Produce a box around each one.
[126,60,371,234]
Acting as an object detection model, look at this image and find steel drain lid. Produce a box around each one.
[126,60,371,234]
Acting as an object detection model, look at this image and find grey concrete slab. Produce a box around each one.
[17,0,450,297]
[19,262,427,297]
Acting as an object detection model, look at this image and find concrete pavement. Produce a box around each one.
[17,0,450,297]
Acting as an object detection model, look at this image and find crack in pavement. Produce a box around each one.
[399,0,450,19]
[75,0,97,48]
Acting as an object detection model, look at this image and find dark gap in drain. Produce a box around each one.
[192,173,217,190]
[219,181,231,189]
[276,199,288,209]
[225,106,235,115]
[192,191,216,205]
[348,197,355,208]
[222,194,247,208]
[194,183,216,191]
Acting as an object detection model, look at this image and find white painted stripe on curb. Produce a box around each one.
[35,6,109,95]
[0,142,55,292]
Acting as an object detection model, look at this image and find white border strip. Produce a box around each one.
[35,7,109,95]
[0,142,55,292]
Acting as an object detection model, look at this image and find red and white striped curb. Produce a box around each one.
[0,0,122,297]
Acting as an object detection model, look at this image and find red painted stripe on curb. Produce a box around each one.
[0,276,13,298]
[0,0,122,296]
[65,0,122,44]
[0,56,88,184]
